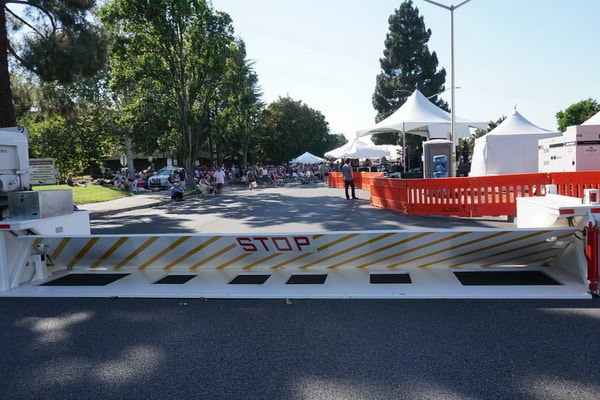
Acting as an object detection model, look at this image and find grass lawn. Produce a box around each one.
[33,184,133,205]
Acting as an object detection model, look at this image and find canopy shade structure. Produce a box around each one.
[289,152,326,164]
[583,110,600,125]
[470,110,560,176]
[324,138,391,159]
[359,89,488,139]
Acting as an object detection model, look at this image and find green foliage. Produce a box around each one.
[555,98,600,132]
[260,96,332,163]
[372,0,447,126]
[1,0,108,127]
[100,0,237,181]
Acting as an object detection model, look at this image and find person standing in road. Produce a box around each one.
[342,158,357,200]
[214,167,226,194]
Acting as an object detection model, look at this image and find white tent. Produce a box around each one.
[583,110,600,125]
[470,110,561,176]
[289,151,326,164]
[324,138,391,159]
[359,89,488,140]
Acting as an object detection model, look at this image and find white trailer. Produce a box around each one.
[539,124,600,172]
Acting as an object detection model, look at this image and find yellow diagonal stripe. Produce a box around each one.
[354,232,434,269]
[270,252,314,270]
[352,232,434,269]
[138,236,191,269]
[448,232,571,268]
[243,253,283,270]
[298,232,394,270]
[51,237,71,259]
[316,233,360,252]
[418,231,548,268]
[91,237,129,269]
[414,231,510,268]
[189,243,237,270]
[67,237,100,269]
[381,232,472,269]
[216,253,252,270]
[114,236,159,270]
[163,236,221,270]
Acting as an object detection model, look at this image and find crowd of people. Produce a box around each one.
[68,158,374,202]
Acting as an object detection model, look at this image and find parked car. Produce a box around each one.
[147,167,187,190]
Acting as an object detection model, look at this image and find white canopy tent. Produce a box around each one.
[470,110,560,176]
[358,89,487,174]
[289,151,326,164]
[324,138,392,159]
[359,89,487,140]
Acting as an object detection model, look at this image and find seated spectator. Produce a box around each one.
[170,182,184,201]
[67,173,86,187]
[199,176,214,194]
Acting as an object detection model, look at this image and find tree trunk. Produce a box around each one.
[0,3,17,127]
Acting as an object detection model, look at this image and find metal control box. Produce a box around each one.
[8,190,73,220]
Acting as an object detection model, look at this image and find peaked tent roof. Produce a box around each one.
[359,89,487,138]
[583,110,600,125]
[487,109,557,135]
[289,151,326,164]
[470,110,560,176]
[324,138,391,159]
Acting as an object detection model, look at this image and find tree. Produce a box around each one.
[214,40,263,169]
[100,0,235,185]
[1,0,107,127]
[371,0,447,156]
[260,97,332,163]
[555,98,600,132]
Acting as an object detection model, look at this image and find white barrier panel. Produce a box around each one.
[1,228,591,299]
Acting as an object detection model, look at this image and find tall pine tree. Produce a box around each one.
[1,1,107,127]
[372,0,447,122]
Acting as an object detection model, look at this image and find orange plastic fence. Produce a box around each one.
[331,171,600,217]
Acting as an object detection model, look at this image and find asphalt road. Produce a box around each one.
[2,184,600,399]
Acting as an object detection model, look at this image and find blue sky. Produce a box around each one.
[211,0,600,140]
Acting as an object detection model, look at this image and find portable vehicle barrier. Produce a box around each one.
[0,227,593,299]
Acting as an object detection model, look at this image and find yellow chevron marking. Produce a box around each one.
[91,237,129,269]
[114,236,159,270]
[32,238,43,249]
[414,231,510,268]
[448,232,571,268]
[138,236,191,269]
[316,233,360,252]
[313,234,325,240]
[354,232,433,269]
[270,252,314,270]
[163,236,221,270]
[189,243,237,270]
[299,232,394,270]
[51,237,71,259]
[67,237,100,269]
[243,253,283,270]
[216,253,252,269]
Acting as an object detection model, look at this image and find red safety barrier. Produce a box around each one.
[328,172,383,191]
[550,171,600,198]
[332,171,600,218]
